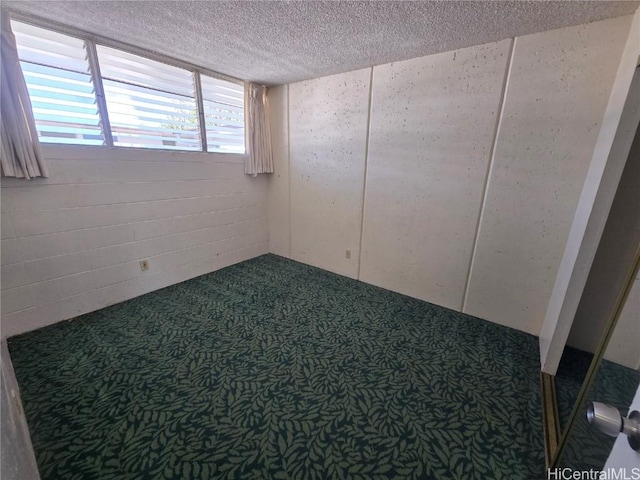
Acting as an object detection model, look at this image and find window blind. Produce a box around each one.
[11,19,247,155]
[200,74,245,154]
[11,21,105,145]
[96,45,200,151]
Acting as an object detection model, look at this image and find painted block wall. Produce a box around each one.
[268,15,633,336]
[1,145,268,338]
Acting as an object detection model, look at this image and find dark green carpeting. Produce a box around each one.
[9,254,544,479]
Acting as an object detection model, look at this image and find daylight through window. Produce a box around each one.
[10,19,246,154]
[12,21,104,146]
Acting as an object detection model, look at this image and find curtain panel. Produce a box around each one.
[245,83,273,175]
[1,15,48,179]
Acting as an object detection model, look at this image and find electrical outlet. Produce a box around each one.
[140,259,149,271]
[346,250,352,259]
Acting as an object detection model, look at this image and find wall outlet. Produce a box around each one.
[345,250,352,259]
[140,259,149,271]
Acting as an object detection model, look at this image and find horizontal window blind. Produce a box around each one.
[96,45,200,150]
[201,74,245,154]
[11,21,105,145]
[11,18,246,154]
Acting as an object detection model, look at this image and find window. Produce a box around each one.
[97,46,200,151]
[11,21,105,145]
[201,74,245,154]
[11,18,245,153]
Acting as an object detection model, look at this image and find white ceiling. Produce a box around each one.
[4,1,639,86]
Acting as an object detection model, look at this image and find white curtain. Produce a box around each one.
[245,83,273,175]
[1,15,48,179]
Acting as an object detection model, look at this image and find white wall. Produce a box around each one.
[289,69,371,279]
[540,10,640,373]
[360,40,510,311]
[607,276,640,370]
[268,15,632,335]
[267,85,291,258]
[1,145,268,338]
[464,17,632,333]
[567,119,640,369]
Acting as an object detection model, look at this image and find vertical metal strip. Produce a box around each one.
[357,66,375,280]
[287,84,292,258]
[194,71,207,152]
[85,39,113,146]
[460,37,516,312]
[540,372,560,468]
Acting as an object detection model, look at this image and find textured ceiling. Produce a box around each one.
[4,1,639,85]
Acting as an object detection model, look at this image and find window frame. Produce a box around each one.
[8,10,247,155]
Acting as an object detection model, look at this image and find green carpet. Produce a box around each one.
[9,254,544,479]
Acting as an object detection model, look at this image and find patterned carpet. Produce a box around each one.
[9,254,545,479]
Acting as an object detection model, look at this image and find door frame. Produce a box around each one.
[539,10,640,376]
